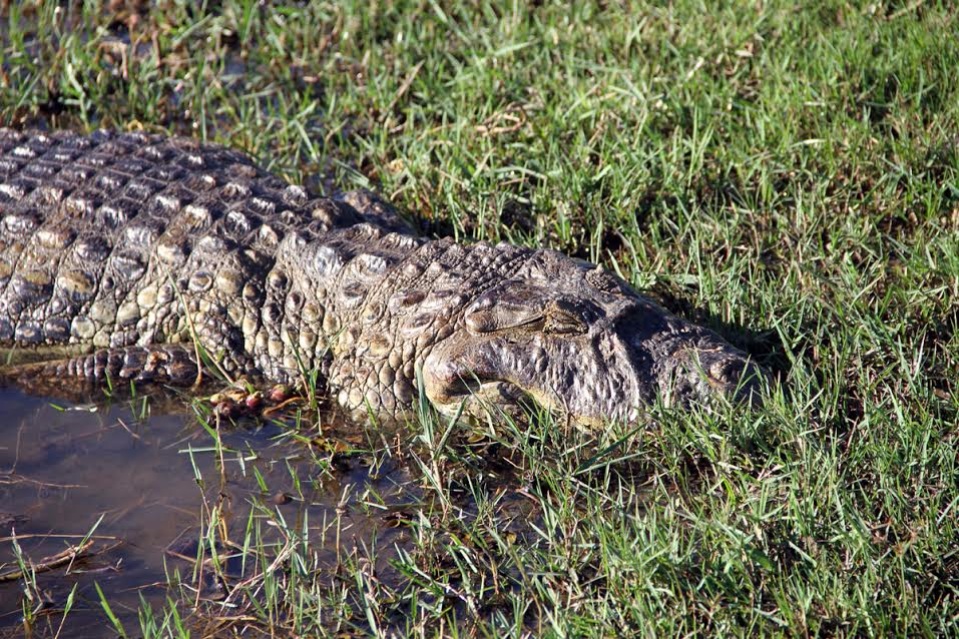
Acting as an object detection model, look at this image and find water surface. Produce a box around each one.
[0,387,432,637]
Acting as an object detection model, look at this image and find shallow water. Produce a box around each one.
[0,387,433,637]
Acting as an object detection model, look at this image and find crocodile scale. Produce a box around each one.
[0,129,763,425]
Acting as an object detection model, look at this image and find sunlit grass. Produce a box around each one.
[1,0,958,636]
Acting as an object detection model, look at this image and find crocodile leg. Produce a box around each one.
[1,344,203,391]
[0,345,89,367]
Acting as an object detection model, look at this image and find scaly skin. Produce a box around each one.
[0,129,764,425]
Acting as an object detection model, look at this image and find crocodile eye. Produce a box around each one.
[465,294,595,336]
[464,284,599,336]
[464,304,543,335]
[463,283,539,335]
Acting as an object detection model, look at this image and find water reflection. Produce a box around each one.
[0,387,424,638]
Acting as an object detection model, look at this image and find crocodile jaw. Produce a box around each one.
[422,333,641,426]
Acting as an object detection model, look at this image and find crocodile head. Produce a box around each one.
[422,251,765,427]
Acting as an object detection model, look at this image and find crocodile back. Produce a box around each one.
[0,129,403,358]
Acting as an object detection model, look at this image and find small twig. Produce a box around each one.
[115,417,142,441]
[11,421,25,474]
[261,396,303,418]
[382,61,424,120]
[886,0,924,21]
[0,473,85,489]
[0,533,120,543]
[0,538,96,582]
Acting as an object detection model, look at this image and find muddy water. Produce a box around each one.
[0,387,429,638]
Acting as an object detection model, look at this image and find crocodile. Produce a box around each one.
[0,128,764,426]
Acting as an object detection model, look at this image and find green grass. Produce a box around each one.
[2,0,959,636]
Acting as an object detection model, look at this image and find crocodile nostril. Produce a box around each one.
[709,358,744,384]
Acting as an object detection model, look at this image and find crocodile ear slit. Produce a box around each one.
[543,313,586,335]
